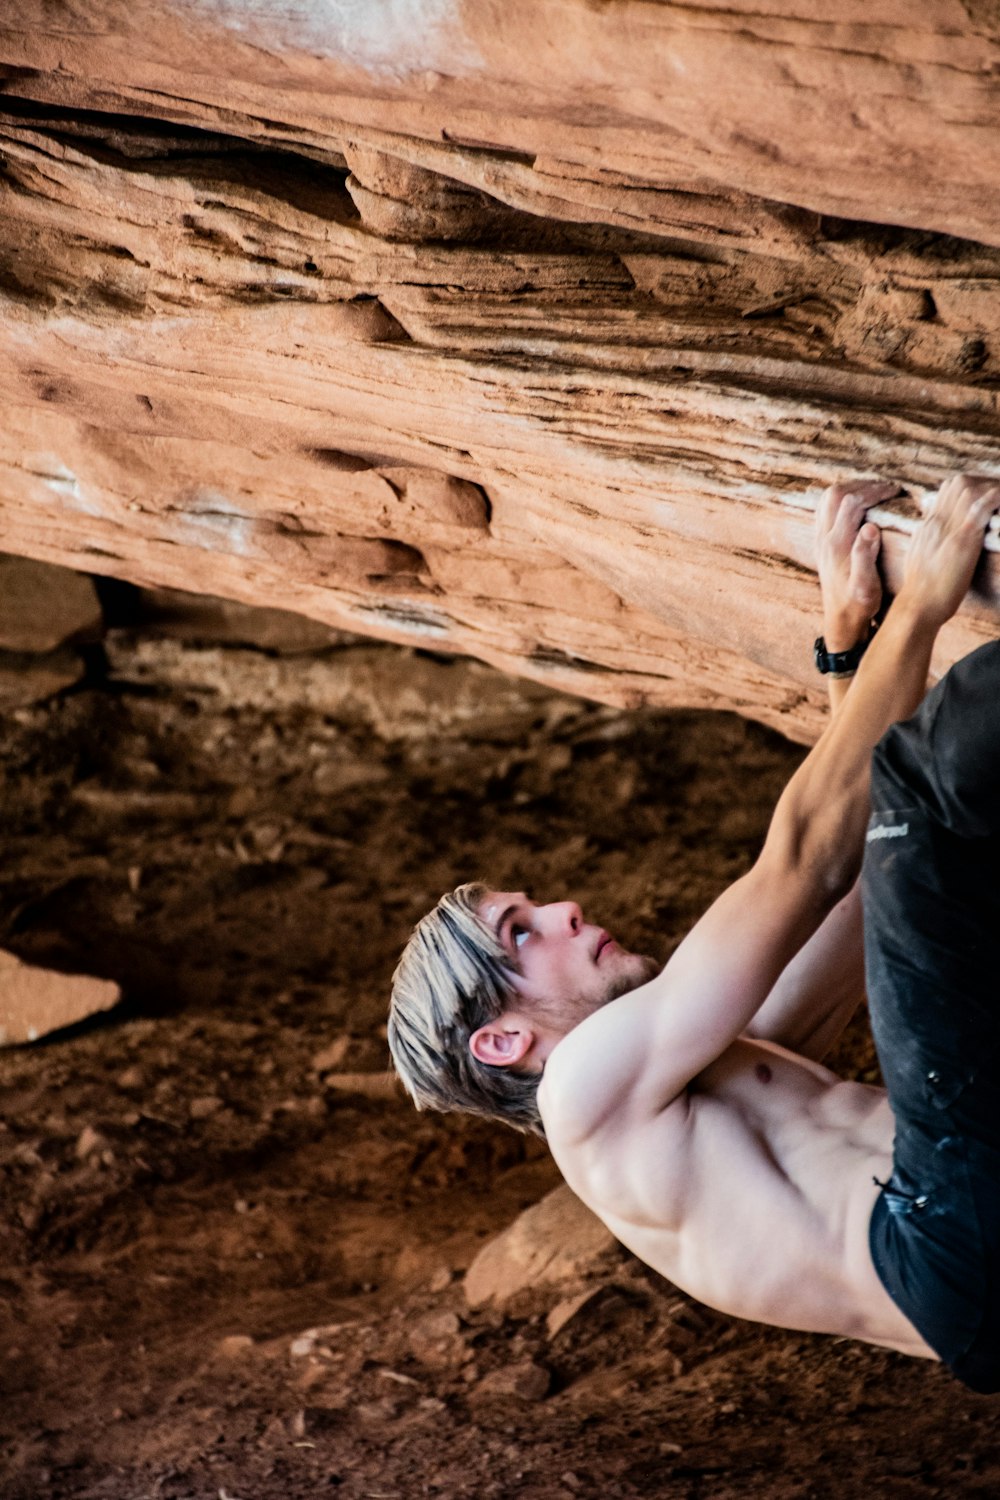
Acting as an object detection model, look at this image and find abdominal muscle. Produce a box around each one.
[558,1036,937,1359]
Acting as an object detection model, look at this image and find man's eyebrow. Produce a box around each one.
[491,894,527,941]
[493,903,518,938]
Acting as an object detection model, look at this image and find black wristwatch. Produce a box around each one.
[813,635,870,678]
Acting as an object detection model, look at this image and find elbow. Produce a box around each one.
[810,842,861,907]
[761,817,858,912]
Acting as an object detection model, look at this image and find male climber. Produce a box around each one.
[389,472,1000,1390]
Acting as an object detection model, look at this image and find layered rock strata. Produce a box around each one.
[3,3,1000,740]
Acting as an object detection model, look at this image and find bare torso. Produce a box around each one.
[541,1032,936,1359]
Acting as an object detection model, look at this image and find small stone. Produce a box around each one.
[216,1334,254,1359]
[416,1397,447,1416]
[75,1125,106,1160]
[472,1360,551,1403]
[422,1310,460,1337]
[546,1287,605,1339]
[428,1266,454,1294]
[408,1310,466,1366]
[69,785,202,821]
[376,1368,419,1387]
[189,1095,223,1120]
[293,1361,331,1394]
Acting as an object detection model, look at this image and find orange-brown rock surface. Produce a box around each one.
[3,3,1000,741]
[0,949,120,1045]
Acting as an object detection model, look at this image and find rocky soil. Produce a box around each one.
[2,614,999,1499]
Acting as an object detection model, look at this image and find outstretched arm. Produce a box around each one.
[544,475,1000,1137]
[746,479,890,1059]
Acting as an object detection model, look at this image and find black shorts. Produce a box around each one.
[863,640,1000,1393]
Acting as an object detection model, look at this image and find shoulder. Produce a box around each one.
[537,998,644,1145]
[537,1024,596,1146]
[540,1030,694,1228]
[538,1005,692,1161]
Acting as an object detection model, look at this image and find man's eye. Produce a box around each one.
[512,927,530,949]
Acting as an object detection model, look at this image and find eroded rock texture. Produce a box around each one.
[3,2,1000,740]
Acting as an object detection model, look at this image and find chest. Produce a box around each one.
[693,1036,839,1124]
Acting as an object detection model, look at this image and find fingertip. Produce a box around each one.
[855,523,880,555]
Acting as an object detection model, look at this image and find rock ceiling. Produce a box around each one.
[2,1,1000,740]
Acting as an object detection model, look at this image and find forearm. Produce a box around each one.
[826,673,853,716]
[768,594,937,898]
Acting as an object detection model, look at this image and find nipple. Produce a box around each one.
[755,1063,772,1085]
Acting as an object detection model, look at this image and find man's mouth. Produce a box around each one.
[595,931,614,960]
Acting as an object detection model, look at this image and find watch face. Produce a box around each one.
[813,637,833,674]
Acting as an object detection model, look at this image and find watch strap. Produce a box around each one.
[813,634,871,677]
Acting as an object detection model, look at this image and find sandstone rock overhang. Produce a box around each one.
[2,1,1000,743]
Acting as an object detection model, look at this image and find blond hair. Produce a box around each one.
[388,881,543,1135]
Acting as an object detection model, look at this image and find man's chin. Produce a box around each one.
[603,950,660,1004]
[635,951,662,985]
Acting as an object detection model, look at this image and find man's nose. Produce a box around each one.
[541,900,583,934]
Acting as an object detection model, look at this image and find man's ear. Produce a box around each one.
[469,1017,534,1069]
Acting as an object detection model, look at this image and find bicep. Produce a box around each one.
[646,857,833,1093]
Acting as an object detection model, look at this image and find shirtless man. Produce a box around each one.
[389,472,1000,1391]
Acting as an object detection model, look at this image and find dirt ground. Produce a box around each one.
[2,619,999,1500]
